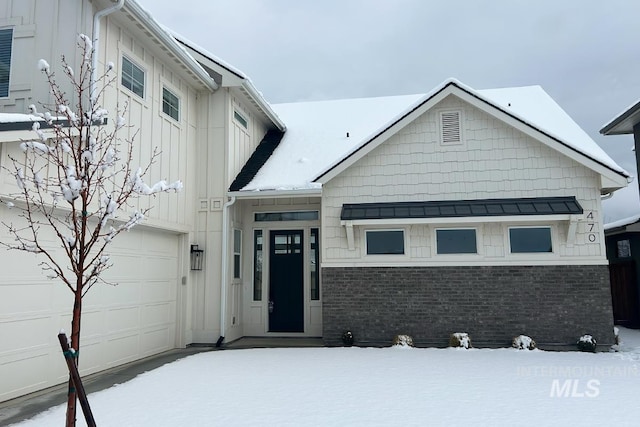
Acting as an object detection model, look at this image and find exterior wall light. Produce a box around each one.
[190,244,204,271]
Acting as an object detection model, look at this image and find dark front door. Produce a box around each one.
[269,230,304,332]
[609,261,640,328]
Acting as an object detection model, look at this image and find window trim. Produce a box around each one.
[508,226,554,254]
[435,228,478,255]
[0,27,14,99]
[365,229,406,256]
[121,55,145,98]
[162,86,180,121]
[254,211,319,222]
[233,229,242,279]
[252,229,263,301]
[234,109,248,129]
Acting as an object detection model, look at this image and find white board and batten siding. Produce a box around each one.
[0,5,199,401]
[322,95,607,267]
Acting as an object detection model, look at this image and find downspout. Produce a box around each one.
[91,0,125,105]
[217,196,236,347]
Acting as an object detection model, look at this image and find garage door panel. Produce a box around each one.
[0,226,181,401]
[141,302,174,328]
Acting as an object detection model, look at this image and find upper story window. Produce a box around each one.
[121,56,145,98]
[234,110,248,129]
[0,28,14,98]
[436,229,477,254]
[162,87,179,121]
[509,227,552,253]
[366,230,404,255]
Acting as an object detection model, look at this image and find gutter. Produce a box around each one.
[242,79,286,132]
[91,0,125,104]
[227,188,321,200]
[124,1,218,92]
[217,196,236,347]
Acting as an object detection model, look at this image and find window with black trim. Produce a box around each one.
[121,56,144,98]
[253,230,262,300]
[0,28,13,98]
[162,87,179,121]
[366,230,404,255]
[436,229,477,254]
[617,239,631,258]
[310,228,320,300]
[233,229,242,279]
[509,227,552,253]
[254,211,319,222]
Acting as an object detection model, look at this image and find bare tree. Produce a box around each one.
[1,35,182,426]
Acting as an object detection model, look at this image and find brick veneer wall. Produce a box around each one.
[322,265,614,348]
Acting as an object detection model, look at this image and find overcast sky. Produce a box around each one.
[138,0,640,223]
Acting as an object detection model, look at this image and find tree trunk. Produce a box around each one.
[65,290,82,427]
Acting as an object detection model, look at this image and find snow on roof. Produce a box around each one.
[604,213,640,231]
[241,80,628,192]
[241,93,424,191]
[0,113,43,123]
[478,85,627,176]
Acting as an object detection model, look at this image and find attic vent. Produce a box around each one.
[440,110,462,145]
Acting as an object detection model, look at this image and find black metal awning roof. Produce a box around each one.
[340,196,583,221]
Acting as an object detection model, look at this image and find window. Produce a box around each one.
[439,110,462,145]
[0,28,13,98]
[162,87,179,121]
[234,110,248,129]
[253,230,263,301]
[436,229,477,254]
[255,211,319,222]
[366,230,404,255]
[274,233,301,254]
[310,228,320,300]
[233,229,242,279]
[617,239,631,258]
[509,227,552,253]
[121,56,144,97]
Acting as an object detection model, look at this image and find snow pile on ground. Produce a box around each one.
[12,328,640,427]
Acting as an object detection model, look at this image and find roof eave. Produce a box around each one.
[600,99,640,135]
[241,80,286,132]
[228,188,321,199]
[124,1,218,92]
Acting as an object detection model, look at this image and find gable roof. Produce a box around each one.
[235,79,628,194]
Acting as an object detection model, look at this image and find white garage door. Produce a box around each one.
[0,226,181,402]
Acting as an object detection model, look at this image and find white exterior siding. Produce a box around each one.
[240,198,322,338]
[322,95,605,266]
[0,3,204,401]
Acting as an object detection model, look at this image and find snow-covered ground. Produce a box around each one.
[13,328,640,427]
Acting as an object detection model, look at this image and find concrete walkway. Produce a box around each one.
[0,347,214,426]
[0,338,323,425]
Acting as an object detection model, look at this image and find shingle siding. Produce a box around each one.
[322,265,614,348]
[321,95,605,264]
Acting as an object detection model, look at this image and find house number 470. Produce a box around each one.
[586,211,596,243]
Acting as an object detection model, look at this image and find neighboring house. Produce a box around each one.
[604,215,640,328]
[601,102,640,328]
[0,0,630,403]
